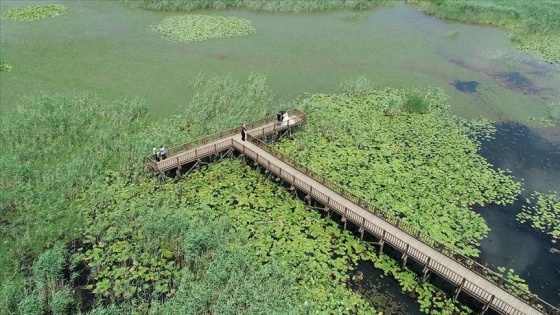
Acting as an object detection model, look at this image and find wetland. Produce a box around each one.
[1,0,559,313]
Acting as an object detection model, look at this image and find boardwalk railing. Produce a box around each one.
[147,109,306,170]
[245,134,559,315]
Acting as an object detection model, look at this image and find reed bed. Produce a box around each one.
[123,0,392,12]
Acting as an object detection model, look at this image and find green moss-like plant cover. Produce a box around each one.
[518,191,560,243]
[0,61,12,72]
[124,0,393,12]
[408,0,560,64]
[275,89,521,257]
[1,4,67,21]
[150,14,256,42]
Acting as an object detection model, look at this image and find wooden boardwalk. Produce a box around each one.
[148,111,558,315]
[149,110,306,173]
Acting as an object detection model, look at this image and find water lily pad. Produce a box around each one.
[150,14,256,42]
[1,4,67,21]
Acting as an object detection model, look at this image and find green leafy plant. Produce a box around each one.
[1,4,67,21]
[150,14,256,42]
[275,89,520,256]
[517,191,560,243]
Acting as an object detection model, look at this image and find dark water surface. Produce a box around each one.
[478,122,560,307]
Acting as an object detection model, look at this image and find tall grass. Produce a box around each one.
[0,76,288,314]
[122,0,393,12]
[185,73,283,135]
[341,76,376,96]
[409,0,560,63]
[0,94,182,314]
[404,93,430,114]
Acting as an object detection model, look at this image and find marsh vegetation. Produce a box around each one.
[1,0,559,313]
[1,4,67,21]
[150,14,256,42]
[409,0,560,63]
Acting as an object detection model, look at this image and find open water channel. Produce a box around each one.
[1,0,559,312]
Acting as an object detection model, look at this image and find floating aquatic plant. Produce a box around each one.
[150,14,256,42]
[276,88,520,257]
[1,4,67,21]
[518,191,560,243]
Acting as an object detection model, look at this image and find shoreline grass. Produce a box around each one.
[407,0,560,64]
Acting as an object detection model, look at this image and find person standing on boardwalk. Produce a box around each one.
[152,147,159,162]
[276,111,283,125]
[160,146,167,160]
[241,123,247,141]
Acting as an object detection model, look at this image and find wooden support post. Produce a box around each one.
[497,275,505,287]
[481,295,495,314]
[359,217,365,233]
[176,156,180,169]
[529,295,538,306]
[378,230,386,255]
[401,243,409,269]
[453,278,466,303]
[197,159,201,169]
[422,257,431,283]
[342,208,348,230]
[254,153,259,166]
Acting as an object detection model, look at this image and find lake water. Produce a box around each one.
[1,0,559,311]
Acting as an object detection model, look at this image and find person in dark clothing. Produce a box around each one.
[160,146,167,160]
[152,147,160,162]
[276,111,283,125]
[241,123,247,141]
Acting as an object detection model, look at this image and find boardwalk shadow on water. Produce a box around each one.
[477,121,560,307]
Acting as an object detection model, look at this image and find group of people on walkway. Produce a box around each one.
[276,110,291,126]
[152,146,167,162]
